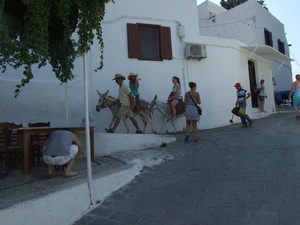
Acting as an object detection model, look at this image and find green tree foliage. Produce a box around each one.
[220,0,264,10]
[0,0,113,96]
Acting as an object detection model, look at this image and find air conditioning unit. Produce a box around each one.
[185,43,207,60]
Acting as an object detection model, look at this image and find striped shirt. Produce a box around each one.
[236,89,247,105]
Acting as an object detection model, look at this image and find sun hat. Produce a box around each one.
[234,82,241,87]
[127,72,138,79]
[112,74,125,80]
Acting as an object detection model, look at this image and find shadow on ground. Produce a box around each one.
[0,156,125,210]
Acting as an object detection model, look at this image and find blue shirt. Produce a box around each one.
[294,85,300,96]
[129,83,139,96]
[43,130,72,156]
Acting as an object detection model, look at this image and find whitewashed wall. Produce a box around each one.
[198,0,292,92]
[0,0,274,136]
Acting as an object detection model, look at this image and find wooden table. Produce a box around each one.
[18,126,95,174]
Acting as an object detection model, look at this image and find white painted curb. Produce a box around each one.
[1,133,177,225]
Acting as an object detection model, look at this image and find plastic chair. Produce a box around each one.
[28,122,51,164]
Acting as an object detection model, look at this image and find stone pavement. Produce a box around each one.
[73,108,300,225]
[0,156,125,210]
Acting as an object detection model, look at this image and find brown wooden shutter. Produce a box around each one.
[127,23,139,58]
[160,26,172,60]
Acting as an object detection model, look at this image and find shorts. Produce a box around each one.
[258,96,265,101]
[117,106,134,119]
[43,145,78,165]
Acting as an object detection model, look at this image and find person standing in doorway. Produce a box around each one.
[184,82,201,142]
[234,82,253,128]
[256,79,267,113]
[105,74,143,133]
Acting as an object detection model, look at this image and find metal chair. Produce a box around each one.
[28,122,51,164]
[1,122,24,171]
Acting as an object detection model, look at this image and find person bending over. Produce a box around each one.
[42,130,84,177]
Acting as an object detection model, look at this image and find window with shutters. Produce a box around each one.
[264,28,273,47]
[277,39,285,55]
[127,23,172,61]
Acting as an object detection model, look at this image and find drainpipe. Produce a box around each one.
[177,24,189,93]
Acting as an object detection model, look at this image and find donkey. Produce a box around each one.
[96,90,156,133]
[150,94,185,133]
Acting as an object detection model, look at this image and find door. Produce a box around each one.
[248,60,258,108]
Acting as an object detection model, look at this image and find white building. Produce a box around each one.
[0,0,291,136]
[198,0,293,92]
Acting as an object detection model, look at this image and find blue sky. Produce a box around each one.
[197,0,300,77]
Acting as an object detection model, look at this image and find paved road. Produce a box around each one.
[74,110,300,225]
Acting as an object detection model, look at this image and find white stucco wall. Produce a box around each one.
[0,0,274,136]
[198,0,292,92]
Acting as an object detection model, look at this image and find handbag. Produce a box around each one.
[231,107,245,117]
[188,92,202,115]
[167,91,175,101]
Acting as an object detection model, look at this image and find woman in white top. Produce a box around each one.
[168,76,182,122]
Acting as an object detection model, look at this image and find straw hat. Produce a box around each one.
[127,72,138,80]
[112,74,125,80]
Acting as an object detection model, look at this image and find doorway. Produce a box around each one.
[248,60,258,108]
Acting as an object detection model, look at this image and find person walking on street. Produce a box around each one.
[105,74,143,133]
[234,82,253,128]
[289,74,300,118]
[273,77,279,107]
[256,79,267,112]
[184,82,201,142]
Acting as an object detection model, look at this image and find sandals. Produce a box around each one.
[64,172,79,178]
[184,135,190,143]
[105,128,114,133]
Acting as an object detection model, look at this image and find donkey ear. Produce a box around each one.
[96,90,101,96]
[104,90,109,96]
[154,94,157,100]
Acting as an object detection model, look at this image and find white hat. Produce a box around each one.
[127,72,138,79]
[112,74,125,80]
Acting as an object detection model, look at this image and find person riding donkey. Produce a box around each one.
[167,76,184,122]
[128,72,141,112]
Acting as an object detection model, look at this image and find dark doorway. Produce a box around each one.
[248,60,258,108]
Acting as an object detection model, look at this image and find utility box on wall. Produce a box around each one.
[185,43,207,60]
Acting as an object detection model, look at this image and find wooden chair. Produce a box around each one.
[0,123,6,173]
[28,122,51,164]
[1,122,24,171]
